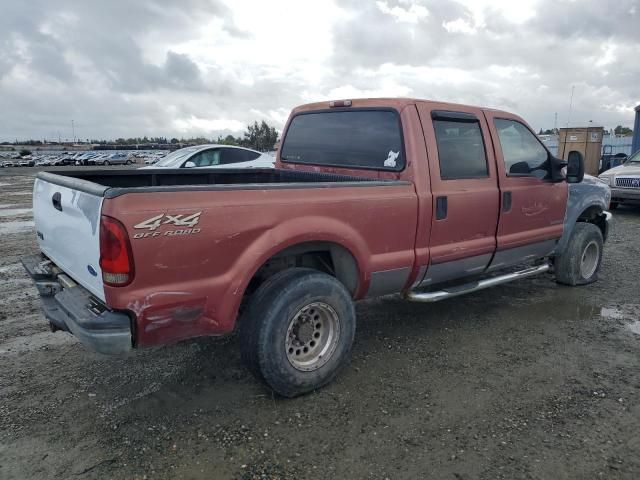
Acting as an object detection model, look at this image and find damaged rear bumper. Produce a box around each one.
[21,254,133,355]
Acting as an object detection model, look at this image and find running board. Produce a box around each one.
[405,263,551,303]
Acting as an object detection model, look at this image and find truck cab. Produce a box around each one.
[278,99,607,288]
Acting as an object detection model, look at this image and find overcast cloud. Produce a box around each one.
[0,0,638,141]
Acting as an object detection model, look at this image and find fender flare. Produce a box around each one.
[216,215,372,327]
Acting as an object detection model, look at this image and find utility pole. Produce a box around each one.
[71,119,76,144]
[566,85,575,129]
[553,112,558,133]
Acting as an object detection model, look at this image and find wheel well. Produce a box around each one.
[577,205,606,238]
[245,242,359,298]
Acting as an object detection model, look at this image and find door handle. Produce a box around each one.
[436,196,448,220]
[502,191,512,212]
[52,192,62,211]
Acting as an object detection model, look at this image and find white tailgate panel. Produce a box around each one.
[33,178,105,301]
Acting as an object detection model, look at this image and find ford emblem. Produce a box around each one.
[87,265,98,277]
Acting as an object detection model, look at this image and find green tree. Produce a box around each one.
[614,125,633,136]
[215,134,240,145]
[240,121,279,151]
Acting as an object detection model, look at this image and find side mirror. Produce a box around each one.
[184,160,196,168]
[566,151,584,183]
[509,161,531,175]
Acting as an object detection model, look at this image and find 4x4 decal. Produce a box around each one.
[133,212,202,239]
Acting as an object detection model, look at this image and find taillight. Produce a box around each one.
[99,215,134,286]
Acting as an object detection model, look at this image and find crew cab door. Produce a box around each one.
[416,104,500,285]
[483,111,568,270]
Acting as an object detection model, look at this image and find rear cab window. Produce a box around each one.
[281,109,404,171]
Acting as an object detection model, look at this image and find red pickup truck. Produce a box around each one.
[23,98,612,397]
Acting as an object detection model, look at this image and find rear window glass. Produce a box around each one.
[281,110,404,170]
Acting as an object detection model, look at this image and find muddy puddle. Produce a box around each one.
[2,191,32,196]
[600,305,640,335]
[0,220,35,234]
[0,208,32,217]
[628,321,640,335]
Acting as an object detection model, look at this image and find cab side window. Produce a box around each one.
[494,119,549,178]
[433,115,488,180]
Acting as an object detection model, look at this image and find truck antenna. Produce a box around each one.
[561,85,575,158]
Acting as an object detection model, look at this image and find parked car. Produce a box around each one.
[96,153,134,166]
[142,144,274,169]
[2,161,15,167]
[18,159,36,167]
[598,149,640,208]
[22,98,611,398]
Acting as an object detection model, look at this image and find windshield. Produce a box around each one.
[155,146,200,167]
[626,150,640,163]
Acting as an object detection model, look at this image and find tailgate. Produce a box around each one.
[33,177,105,301]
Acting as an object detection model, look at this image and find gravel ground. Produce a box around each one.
[1,170,639,480]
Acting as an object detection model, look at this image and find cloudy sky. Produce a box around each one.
[1,0,638,142]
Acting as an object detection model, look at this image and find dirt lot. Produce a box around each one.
[1,170,639,480]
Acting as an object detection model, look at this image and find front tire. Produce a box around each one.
[555,222,603,286]
[239,268,356,397]
[609,201,619,210]
[103,160,110,165]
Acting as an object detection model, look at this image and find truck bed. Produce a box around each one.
[37,168,403,198]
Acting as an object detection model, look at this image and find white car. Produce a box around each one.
[142,145,274,169]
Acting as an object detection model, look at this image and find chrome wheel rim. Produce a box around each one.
[580,240,599,279]
[285,302,340,372]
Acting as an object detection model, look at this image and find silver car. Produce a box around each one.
[598,149,640,208]
[98,153,134,166]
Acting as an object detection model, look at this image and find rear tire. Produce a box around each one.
[126,160,132,165]
[239,268,356,398]
[103,160,110,165]
[555,222,603,286]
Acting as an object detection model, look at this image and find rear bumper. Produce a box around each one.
[21,254,133,355]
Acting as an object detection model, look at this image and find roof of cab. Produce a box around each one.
[291,98,514,118]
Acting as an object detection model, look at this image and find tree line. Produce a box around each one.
[1,120,280,152]
[538,126,633,136]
